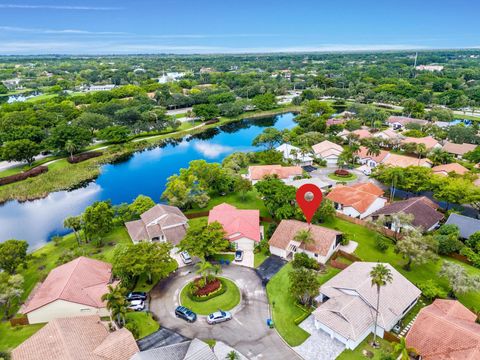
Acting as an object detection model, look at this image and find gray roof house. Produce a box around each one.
[313,262,421,350]
[445,213,480,239]
[125,204,188,245]
[130,338,217,360]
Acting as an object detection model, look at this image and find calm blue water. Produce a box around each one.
[451,119,473,126]
[0,113,296,249]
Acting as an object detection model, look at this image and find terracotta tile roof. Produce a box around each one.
[356,146,389,163]
[313,262,420,342]
[208,203,260,242]
[22,257,113,314]
[12,315,139,360]
[387,116,428,126]
[432,163,469,176]
[311,140,343,156]
[381,153,432,168]
[374,129,403,140]
[352,129,372,139]
[442,141,477,156]
[406,300,480,360]
[125,204,188,243]
[268,220,341,256]
[372,197,443,231]
[401,136,439,150]
[247,164,303,181]
[326,118,345,126]
[326,182,384,214]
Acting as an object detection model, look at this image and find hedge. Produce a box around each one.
[0,166,48,186]
[66,151,103,164]
[186,278,228,302]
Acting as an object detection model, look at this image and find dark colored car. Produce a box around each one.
[175,306,197,323]
[126,292,147,301]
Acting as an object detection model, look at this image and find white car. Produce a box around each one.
[128,300,145,311]
[180,251,192,264]
[207,310,232,324]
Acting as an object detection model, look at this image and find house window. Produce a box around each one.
[314,253,318,258]
[335,235,342,247]
[80,308,91,312]
[289,244,297,252]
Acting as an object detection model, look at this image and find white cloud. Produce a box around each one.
[0,26,128,35]
[0,4,123,10]
[193,142,233,159]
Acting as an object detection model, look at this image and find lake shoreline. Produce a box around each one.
[0,106,300,205]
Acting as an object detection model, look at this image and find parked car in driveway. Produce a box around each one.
[126,292,147,301]
[175,306,197,323]
[180,251,192,265]
[207,310,232,324]
[234,250,243,262]
[128,300,145,311]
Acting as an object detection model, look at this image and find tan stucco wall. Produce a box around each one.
[27,299,108,324]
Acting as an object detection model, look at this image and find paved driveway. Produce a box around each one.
[149,265,300,360]
[310,165,384,189]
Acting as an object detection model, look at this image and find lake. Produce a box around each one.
[0,112,296,249]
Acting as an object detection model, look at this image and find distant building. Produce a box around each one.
[355,146,390,168]
[246,164,303,184]
[83,84,117,92]
[381,153,432,168]
[442,141,477,159]
[276,143,314,166]
[311,140,344,165]
[2,78,22,90]
[158,72,185,84]
[400,136,442,150]
[432,163,469,176]
[386,116,428,130]
[416,65,444,72]
[199,67,215,74]
[327,182,387,219]
[445,213,480,239]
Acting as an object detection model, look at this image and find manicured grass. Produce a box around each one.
[180,277,240,315]
[0,322,45,352]
[266,263,310,346]
[317,266,341,284]
[321,217,480,311]
[125,312,159,339]
[254,252,269,268]
[209,253,235,263]
[337,334,397,360]
[327,172,357,181]
[188,189,270,217]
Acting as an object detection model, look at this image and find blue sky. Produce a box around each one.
[0,0,478,54]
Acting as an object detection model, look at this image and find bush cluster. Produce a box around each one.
[187,277,228,302]
[0,166,48,186]
[292,252,320,270]
[334,169,351,177]
[66,151,103,164]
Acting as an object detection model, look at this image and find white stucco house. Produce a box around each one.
[355,146,390,168]
[313,262,421,350]
[268,220,342,264]
[311,140,344,165]
[326,182,387,219]
[208,203,262,252]
[276,143,314,166]
[21,257,114,324]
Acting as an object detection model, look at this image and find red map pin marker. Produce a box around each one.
[296,184,323,224]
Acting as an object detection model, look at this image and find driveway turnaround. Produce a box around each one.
[149,265,301,360]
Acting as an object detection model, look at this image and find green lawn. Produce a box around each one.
[209,253,235,263]
[125,312,159,339]
[180,277,240,315]
[327,173,358,181]
[337,334,397,360]
[0,322,45,352]
[187,190,270,217]
[321,217,480,310]
[266,263,311,346]
[254,252,269,268]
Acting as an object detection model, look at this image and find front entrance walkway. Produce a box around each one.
[293,315,345,360]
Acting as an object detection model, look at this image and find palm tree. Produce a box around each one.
[196,260,216,283]
[394,337,416,360]
[63,215,83,245]
[370,264,393,346]
[415,143,428,165]
[294,228,314,245]
[64,140,78,161]
[366,142,381,158]
[101,285,128,327]
[225,351,240,360]
[389,167,404,202]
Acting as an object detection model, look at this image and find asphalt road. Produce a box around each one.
[149,265,301,360]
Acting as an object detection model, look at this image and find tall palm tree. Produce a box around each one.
[366,142,381,157]
[415,143,428,165]
[370,264,393,346]
[64,140,78,161]
[294,228,314,245]
[101,285,128,327]
[389,167,404,202]
[196,260,216,283]
[63,215,83,245]
[394,337,416,360]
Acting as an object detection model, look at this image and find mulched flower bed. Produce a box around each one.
[67,151,103,164]
[334,169,351,177]
[192,277,221,296]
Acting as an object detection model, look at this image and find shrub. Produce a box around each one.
[375,235,390,252]
[255,238,270,255]
[265,223,277,239]
[0,166,48,186]
[292,252,320,270]
[187,278,228,302]
[466,231,480,252]
[437,235,464,255]
[334,169,351,177]
[418,279,447,300]
[124,321,140,339]
[66,151,102,164]
[460,247,480,268]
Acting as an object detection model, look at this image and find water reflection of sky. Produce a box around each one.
[0,113,296,249]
